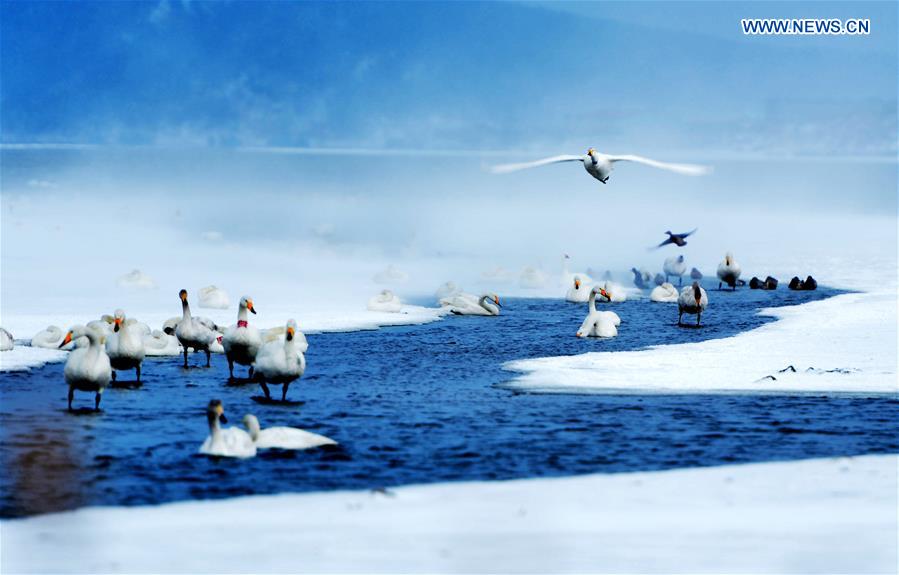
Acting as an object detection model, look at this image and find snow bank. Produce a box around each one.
[505,251,898,395]
[2,454,895,573]
[0,345,67,372]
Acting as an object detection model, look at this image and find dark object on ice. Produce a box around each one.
[654,228,697,249]
[631,268,648,290]
[756,375,777,382]
[750,276,779,290]
[789,275,818,291]
[690,267,703,280]
[778,365,797,373]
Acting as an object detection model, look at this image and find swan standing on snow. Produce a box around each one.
[678,282,709,326]
[143,330,181,356]
[175,289,217,367]
[59,325,111,411]
[717,252,742,290]
[663,255,687,286]
[650,282,680,303]
[576,286,620,338]
[254,319,306,402]
[565,275,592,303]
[0,328,13,351]
[199,399,256,458]
[222,296,262,379]
[242,414,336,450]
[105,309,145,382]
[440,293,502,316]
[367,290,403,313]
[198,285,230,309]
[491,148,709,184]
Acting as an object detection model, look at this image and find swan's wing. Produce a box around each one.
[490,155,584,174]
[603,154,710,176]
[680,227,698,238]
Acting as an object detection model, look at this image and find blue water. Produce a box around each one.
[1,283,897,518]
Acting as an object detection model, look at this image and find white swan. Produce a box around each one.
[105,309,146,382]
[717,252,742,290]
[60,325,112,411]
[175,289,217,367]
[576,286,620,338]
[367,290,403,313]
[254,319,306,402]
[0,327,13,351]
[601,281,627,302]
[650,282,680,303]
[198,285,230,309]
[565,274,592,303]
[663,255,687,285]
[223,296,262,379]
[142,330,182,356]
[117,269,157,289]
[678,281,709,326]
[199,400,256,459]
[242,414,337,450]
[440,293,502,316]
[32,325,67,349]
[491,148,709,184]
[435,281,463,301]
[261,324,309,354]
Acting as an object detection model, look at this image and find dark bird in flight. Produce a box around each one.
[653,228,697,249]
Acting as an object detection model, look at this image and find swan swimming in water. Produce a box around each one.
[198,285,230,309]
[242,414,337,450]
[576,286,620,338]
[490,148,709,184]
[565,275,592,303]
[175,289,218,367]
[199,400,256,459]
[663,255,687,285]
[105,309,146,382]
[367,290,403,313]
[650,282,680,303]
[717,252,742,290]
[678,282,709,326]
[440,293,502,316]
[253,319,306,402]
[0,328,13,351]
[223,296,262,379]
[142,330,182,356]
[60,325,112,411]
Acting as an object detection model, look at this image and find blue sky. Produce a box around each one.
[2,1,896,158]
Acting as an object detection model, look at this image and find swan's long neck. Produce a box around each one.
[479,296,498,314]
[237,305,249,325]
[182,299,192,322]
[245,418,260,441]
[588,291,598,314]
[207,413,221,435]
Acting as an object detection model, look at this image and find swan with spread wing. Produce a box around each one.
[491,148,709,184]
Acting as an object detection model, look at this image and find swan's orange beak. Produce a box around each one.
[600,289,611,300]
[114,318,122,332]
[587,148,595,156]
[247,300,256,314]
[574,278,580,289]
[58,331,73,348]
[179,289,188,301]
[286,326,295,341]
[494,295,501,307]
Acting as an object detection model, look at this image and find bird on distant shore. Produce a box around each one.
[490,148,710,184]
[653,228,697,249]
